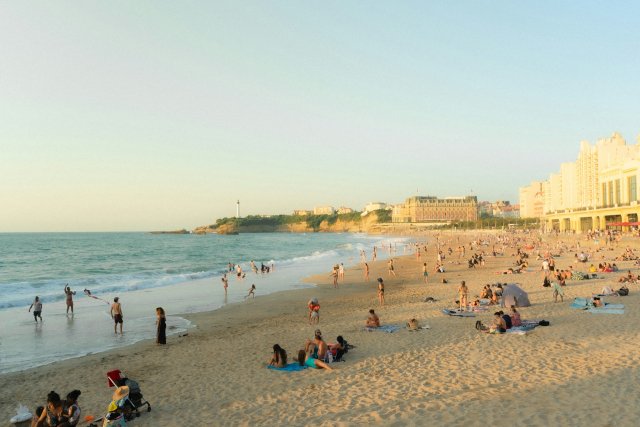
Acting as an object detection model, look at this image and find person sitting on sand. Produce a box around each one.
[296,349,332,370]
[34,391,66,427]
[489,312,507,334]
[500,310,512,329]
[305,329,328,360]
[63,389,81,426]
[366,309,380,328]
[510,306,521,327]
[589,264,597,273]
[269,344,288,368]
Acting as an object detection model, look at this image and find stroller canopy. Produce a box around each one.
[501,284,530,307]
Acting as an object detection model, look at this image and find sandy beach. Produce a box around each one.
[4,231,640,426]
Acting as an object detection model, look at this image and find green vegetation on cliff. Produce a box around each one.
[208,210,390,233]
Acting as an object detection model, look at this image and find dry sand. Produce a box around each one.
[3,231,640,426]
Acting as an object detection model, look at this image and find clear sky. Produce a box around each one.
[1,1,639,231]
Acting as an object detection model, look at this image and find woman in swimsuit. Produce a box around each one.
[297,349,332,370]
[64,285,76,315]
[377,278,385,306]
[156,307,166,345]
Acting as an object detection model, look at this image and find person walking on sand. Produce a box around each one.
[330,267,339,288]
[388,259,396,277]
[552,281,564,303]
[422,263,429,284]
[246,284,256,299]
[458,281,469,311]
[156,307,166,345]
[28,296,43,323]
[364,262,370,282]
[377,278,385,306]
[338,263,345,280]
[111,297,123,335]
[64,284,76,315]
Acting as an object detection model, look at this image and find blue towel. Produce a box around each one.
[268,363,307,372]
[588,308,625,315]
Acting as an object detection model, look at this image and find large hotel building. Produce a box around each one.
[392,196,478,223]
[520,132,640,232]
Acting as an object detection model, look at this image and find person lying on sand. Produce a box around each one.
[365,309,380,328]
[296,350,332,370]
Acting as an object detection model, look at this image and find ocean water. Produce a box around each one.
[0,232,409,373]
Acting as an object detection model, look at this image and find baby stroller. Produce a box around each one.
[107,369,151,420]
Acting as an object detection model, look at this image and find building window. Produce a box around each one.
[602,183,607,207]
[608,181,614,206]
[615,180,621,205]
[629,176,637,203]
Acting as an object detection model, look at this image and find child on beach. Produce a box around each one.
[246,284,256,299]
[64,389,82,426]
[422,263,428,283]
[28,296,43,323]
[377,278,385,306]
[308,298,320,324]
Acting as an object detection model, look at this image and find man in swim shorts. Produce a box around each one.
[111,297,124,334]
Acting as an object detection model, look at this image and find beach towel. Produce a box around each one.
[570,298,589,309]
[587,308,625,315]
[442,309,476,317]
[363,325,401,333]
[268,363,307,372]
[506,325,537,334]
[407,325,431,331]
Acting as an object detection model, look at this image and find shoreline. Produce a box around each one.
[4,231,640,425]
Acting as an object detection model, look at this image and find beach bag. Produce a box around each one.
[543,277,551,287]
[618,287,629,296]
[538,320,550,326]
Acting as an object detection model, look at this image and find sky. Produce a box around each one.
[1,1,639,231]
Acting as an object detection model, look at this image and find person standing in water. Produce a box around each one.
[110,297,123,335]
[372,246,377,262]
[156,307,166,345]
[28,296,43,322]
[221,274,229,296]
[64,285,76,315]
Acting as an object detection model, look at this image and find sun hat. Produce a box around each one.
[112,386,129,401]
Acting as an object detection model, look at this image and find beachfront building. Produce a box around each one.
[337,207,354,214]
[392,196,478,223]
[292,210,312,216]
[520,132,640,232]
[361,202,390,216]
[313,206,336,215]
[480,201,520,218]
